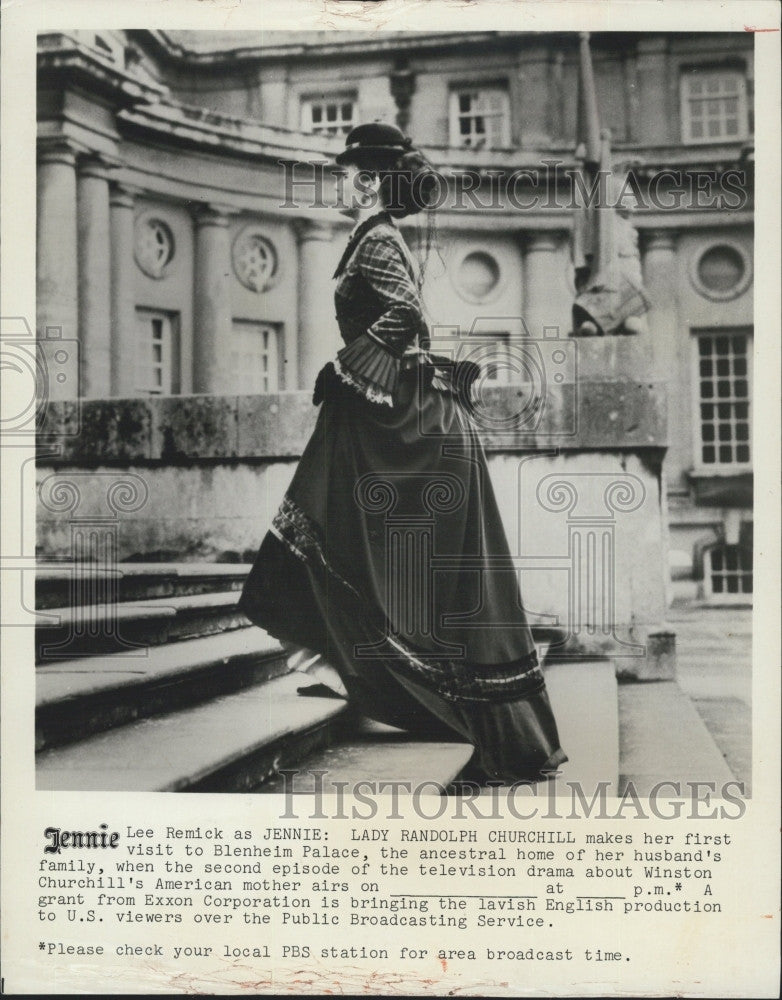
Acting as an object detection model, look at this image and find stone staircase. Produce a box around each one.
[35,563,745,797]
[34,563,471,792]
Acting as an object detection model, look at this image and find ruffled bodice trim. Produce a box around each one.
[335,332,402,406]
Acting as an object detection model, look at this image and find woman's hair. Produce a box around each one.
[377,148,439,220]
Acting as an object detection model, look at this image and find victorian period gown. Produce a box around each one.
[239,212,566,781]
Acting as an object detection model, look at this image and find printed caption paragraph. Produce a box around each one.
[37,819,734,970]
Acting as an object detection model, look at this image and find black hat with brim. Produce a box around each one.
[335,122,412,168]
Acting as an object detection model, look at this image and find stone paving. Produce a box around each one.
[667,602,752,793]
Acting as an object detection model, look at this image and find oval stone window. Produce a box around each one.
[459,251,501,301]
[698,245,745,292]
[692,243,751,301]
[134,217,175,279]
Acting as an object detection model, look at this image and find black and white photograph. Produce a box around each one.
[1,3,779,996]
[31,26,754,798]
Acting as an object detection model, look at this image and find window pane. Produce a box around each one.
[736,444,750,463]
[719,445,732,462]
[732,335,747,353]
[702,445,715,463]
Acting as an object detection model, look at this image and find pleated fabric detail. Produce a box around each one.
[335,332,401,404]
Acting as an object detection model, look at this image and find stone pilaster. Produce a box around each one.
[520,229,568,338]
[109,183,139,397]
[37,140,79,399]
[294,219,336,390]
[641,228,682,486]
[641,229,679,380]
[77,155,112,397]
[193,205,233,395]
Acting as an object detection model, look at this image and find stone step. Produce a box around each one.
[542,659,620,797]
[36,671,350,793]
[36,590,250,661]
[36,628,287,751]
[449,658,620,798]
[36,562,251,610]
[617,680,736,797]
[689,696,752,795]
[262,718,474,794]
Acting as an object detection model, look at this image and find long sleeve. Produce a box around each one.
[334,230,427,406]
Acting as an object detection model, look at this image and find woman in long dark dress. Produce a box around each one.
[239,123,567,782]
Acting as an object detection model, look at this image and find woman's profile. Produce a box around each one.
[239,122,567,783]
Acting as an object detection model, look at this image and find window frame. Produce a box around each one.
[448,85,511,150]
[680,67,749,145]
[690,326,753,475]
[702,542,753,603]
[300,94,357,138]
[134,307,180,396]
[230,319,283,395]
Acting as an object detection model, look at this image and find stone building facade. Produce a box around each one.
[36,29,754,603]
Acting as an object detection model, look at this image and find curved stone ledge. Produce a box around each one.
[37,380,666,465]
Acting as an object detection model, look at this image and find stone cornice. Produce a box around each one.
[137,30,527,66]
[117,99,342,165]
[38,34,167,110]
[135,29,751,67]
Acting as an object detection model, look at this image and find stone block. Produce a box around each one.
[40,399,152,462]
[152,394,239,460]
[237,392,317,457]
[615,627,677,681]
[237,394,282,456]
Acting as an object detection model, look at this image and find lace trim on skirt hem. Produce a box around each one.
[270,494,545,705]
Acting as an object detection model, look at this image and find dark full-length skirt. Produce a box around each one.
[239,369,566,782]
